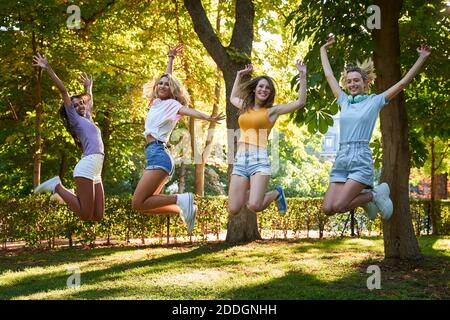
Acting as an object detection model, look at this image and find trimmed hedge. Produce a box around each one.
[0,195,448,248]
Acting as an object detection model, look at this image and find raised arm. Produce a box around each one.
[230,64,253,109]
[165,44,183,75]
[33,53,71,107]
[320,35,342,99]
[269,59,307,122]
[79,72,93,114]
[178,107,225,124]
[382,45,431,101]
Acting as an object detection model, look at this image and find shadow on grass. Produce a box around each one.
[218,237,449,300]
[0,240,230,274]
[285,236,383,253]
[219,254,449,300]
[415,235,449,258]
[0,237,448,300]
[0,242,236,299]
[276,235,448,260]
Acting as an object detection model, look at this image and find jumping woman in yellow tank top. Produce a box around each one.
[228,60,307,216]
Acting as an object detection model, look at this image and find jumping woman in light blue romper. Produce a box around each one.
[320,35,431,220]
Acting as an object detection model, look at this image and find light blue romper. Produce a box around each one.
[329,91,387,187]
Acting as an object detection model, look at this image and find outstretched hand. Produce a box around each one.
[168,44,184,58]
[32,53,49,69]
[295,59,307,74]
[79,72,93,88]
[208,112,226,123]
[237,64,253,77]
[417,44,431,58]
[322,34,335,49]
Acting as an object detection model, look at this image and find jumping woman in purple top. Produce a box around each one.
[33,53,105,221]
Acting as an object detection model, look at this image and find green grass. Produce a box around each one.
[0,236,448,300]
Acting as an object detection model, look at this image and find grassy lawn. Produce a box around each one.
[0,236,448,300]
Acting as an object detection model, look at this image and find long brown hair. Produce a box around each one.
[239,75,276,113]
[58,94,91,149]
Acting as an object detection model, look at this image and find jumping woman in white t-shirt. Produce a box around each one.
[131,45,225,234]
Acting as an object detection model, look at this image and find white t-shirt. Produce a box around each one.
[143,98,183,143]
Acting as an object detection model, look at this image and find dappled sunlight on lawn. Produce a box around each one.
[1,237,448,299]
[160,269,230,286]
[431,238,449,256]
[345,238,381,247]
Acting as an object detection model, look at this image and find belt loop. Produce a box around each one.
[146,139,167,148]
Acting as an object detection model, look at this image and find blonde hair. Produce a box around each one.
[340,58,376,90]
[143,73,190,106]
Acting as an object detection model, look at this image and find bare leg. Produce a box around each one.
[323,180,373,215]
[55,177,95,221]
[132,169,177,211]
[141,177,180,214]
[346,188,373,211]
[322,182,345,215]
[228,175,250,215]
[247,173,278,213]
[153,178,167,195]
[92,182,105,221]
[332,179,372,213]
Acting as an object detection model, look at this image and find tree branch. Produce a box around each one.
[112,121,142,129]
[81,0,117,26]
[7,98,19,121]
[434,143,450,172]
[106,63,139,74]
[230,0,254,56]
[183,0,229,71]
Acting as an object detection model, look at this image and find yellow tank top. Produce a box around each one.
[238,107,275,147]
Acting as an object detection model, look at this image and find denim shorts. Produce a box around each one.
[231,148,271,178]
[73,153,104,184]
[330,141,374,187]
[145,141,174,176]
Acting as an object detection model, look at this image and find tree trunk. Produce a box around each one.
[350,210,355,237]
[194,3,223,196]
[178,163,186,193]
[196,77,221,196]
[184,0,258,243]
[195,163,205,196]
[373,0,422,260]
[430,138,439,235]
[59,152,68,180]
[434,173,448,200]
[176,0,222,196]
[173,0,201,195]
[32,32,43,187]
[189,114,197,188]
[225,206,262,243]
[101,108,111,179]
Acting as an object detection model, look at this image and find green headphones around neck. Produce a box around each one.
[348,94,369,104]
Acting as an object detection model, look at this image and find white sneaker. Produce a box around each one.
[176,193,196,233]
[373,183,393,220]
[186,205,197,235]
[361,201,378,221]
[34,176,61,194]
